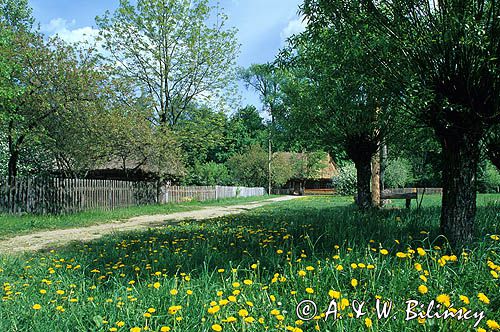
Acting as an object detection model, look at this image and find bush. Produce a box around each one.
[332,162,357,195]
[184,162,232,186]
[384,157,414,188]
[477,160,500,193]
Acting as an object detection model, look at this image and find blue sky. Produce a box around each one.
[29,0,306,111]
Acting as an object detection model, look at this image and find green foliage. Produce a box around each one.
[175,105,227,166]
[184,162,232,186]
[478,160,500,193]
[384,158,415,188]
[0,0,34,30]
[96,0,239,127]
[224,105,267,157]
[290,151,327,181]
[227,145,268,187]
[331,162,357,195]
[227,144,293,188]
[270,153,293,187]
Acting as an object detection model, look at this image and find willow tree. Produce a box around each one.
[96,0,239,128]
[279,7,398,209]
[302,0,500,246]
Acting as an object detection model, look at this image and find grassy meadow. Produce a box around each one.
[0,195,499,331]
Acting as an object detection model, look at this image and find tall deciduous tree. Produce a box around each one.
[96,0,240,127]
[302,0,500,247]
[0,27,105,183]
[279,8,397,209]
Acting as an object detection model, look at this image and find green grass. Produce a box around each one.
[0,195,498,332]
[0,195,277,239]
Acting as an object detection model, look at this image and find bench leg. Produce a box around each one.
[406,198,411,209]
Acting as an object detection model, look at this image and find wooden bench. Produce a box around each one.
[304,188,335,196]
[381,189,417,209]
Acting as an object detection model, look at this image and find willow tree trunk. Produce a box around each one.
[355,158,372,209]
[371,150,381,207]
[439,132,481,248]
[346,136,378,210]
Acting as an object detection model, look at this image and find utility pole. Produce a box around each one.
[268,133,272,195]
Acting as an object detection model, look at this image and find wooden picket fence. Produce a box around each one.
[0,177,265,214]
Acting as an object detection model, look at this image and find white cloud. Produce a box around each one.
[280,16,307,44]
[41,18,99,45]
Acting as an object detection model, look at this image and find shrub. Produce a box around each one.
[477,160,500,193]
[184,162,232,186]
[384,157,414,188]
[332,162,357,195]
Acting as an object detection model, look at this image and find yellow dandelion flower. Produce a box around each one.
[459,295,470,305]
[365,317,373,328]
[153,282,160,289]
[418,285,428,294]
[436,294,451,307]
[238,309,249,317]
[351,278,358,287]
[160,327,171,332]
[487,320,500,330]
[32,304,41,310]
[306,287,314,294]
[170,289,178,295]
[329,290,341,299]
[211,324,222,332]
[380,249,389,255]
[478,293,490,304]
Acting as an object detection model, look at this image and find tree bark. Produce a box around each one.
[371,149,381,207]
[7,149,19,213]
[354,157,372,209]
[439,132,481,248]
[380,143,388,206]
[7,150,19,186]
[346,135,378,210]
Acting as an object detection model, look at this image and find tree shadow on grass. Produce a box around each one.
[44,196,500,283]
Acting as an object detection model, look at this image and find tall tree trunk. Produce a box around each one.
[346,135,378,210]
[7,149,19,213]
[380,143,388,206]
[7,150,19,186]
[354,157,372,209]
[371,149,381,207]
[439,132,481,248]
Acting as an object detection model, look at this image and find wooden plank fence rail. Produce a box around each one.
[0,177,265,215]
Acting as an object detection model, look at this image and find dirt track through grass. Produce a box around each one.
[0,196,300,254]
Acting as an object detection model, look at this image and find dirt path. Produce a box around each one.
[0,196,300,254]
